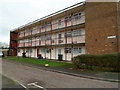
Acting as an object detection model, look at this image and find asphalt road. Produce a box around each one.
[1,58,119,89]
[1,74,26,89]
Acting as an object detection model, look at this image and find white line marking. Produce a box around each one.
[20,83,27,89]
[13,79,27,89]
[27,82,45,89]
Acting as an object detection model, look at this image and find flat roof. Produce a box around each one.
[11,1,85,32]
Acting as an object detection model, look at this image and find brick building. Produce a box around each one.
[10,1,120,61]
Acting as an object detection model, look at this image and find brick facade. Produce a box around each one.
[85,2,118,54]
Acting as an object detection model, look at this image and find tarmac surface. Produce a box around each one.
[1,74,26,89]
[0,57,26,89]
[3,58,119,82]
[1,58,119,88]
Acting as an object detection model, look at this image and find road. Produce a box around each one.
[1,58,119,89]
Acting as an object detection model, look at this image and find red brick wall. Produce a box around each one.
[85,2,118,54]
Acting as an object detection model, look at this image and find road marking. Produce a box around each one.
[27,82,45,89]
[13,79,28,89]
[20,83,27,89]
[2,74,28,89]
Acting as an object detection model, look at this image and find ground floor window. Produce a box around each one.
[46,48,51,53]
[41,48,46,53]
[26,49,32,53]
[26,49,29,53]
[65,48,71,53]
[73,48,82,54]
[18,49,20,53]
[30,49,32,53]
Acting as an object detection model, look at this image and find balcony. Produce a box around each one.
[18,35,85,47]
[11,35,19,39]
[18,15,85,38]
[10,43,18,47]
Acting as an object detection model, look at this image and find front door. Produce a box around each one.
[37,48,39,57]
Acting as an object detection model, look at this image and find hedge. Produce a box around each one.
[72,53,120,72]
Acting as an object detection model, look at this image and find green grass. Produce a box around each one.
[6,57,71,67]
[6,57,115,72]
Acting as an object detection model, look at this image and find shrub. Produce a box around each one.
[72,53,120,72]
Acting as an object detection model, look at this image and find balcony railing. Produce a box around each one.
[11,35,19,39]
[18,35,85,47]
[19,15,85,38]
[10,43,18,47]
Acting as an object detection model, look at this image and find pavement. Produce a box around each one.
[3,58,119,83]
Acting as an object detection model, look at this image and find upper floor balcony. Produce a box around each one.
[10,34,19,40]
[10,43,18,47]
[18,34,85,48]
[18,13,85,38]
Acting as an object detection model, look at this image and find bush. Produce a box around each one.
[72,53,120,72]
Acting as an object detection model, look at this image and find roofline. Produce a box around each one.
[11,1,85,32]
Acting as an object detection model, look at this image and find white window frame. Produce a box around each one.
[73,48,82,54]
[73,30,82,36]
[65,48,71,53]
[41,48,46,53]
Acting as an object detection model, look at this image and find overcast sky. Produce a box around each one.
[0,0,85,44]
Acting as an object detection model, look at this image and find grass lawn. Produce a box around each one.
[5,57,115,72]
[6,57,72,67]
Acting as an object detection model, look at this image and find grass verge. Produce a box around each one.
[6,57,71,67]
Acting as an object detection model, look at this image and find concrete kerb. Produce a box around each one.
[4,59,120,83]
[31,66,119,83]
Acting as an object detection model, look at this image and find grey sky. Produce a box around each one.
[0,0,85,44]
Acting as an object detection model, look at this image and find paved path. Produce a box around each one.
[1,58,119,88]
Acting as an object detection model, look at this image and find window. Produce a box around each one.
[33,26,38,30]
[28,39,32,42]
[46,35,51,40]
[73,12,82,20]
[78,13,82,17]
[41,48,46,53]
[65,17,69,22]
[46,22,51,27]
[65,16,71,21]
[58,34,62,39]
[32,38,36,41]
[18,32,20,35]
[58,40,63,44]
[58,20,61,26]
[65,31,72,37]
[18,49,20,53]
[73,30,81,36]
[65,48,71,53]
[46,48,51,53]
[18,41,20,44]
[26,49,29,53]
[30,49,32,53]
[40,36,46,41]
[74,14,79,20]
[25,39,28,42]
[36,37,40,41]
[68,16,71,21]
[73,48,82,54]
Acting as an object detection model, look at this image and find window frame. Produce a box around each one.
[73,48,82,54]
[64,48,71,53]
